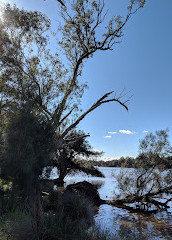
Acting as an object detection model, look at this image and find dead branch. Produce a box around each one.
[61,91,128,138]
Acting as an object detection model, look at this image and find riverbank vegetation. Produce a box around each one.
[112,129,172,212]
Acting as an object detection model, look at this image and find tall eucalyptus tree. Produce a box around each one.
[0,0,145,184]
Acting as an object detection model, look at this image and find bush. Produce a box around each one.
[0,190,21,217]
[0,207,34,240]
[1,191,95,240]
[42,192,95,239]
[61,192,94,223]
[1,108,56,198]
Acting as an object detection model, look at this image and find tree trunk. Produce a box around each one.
[54,156,68,186]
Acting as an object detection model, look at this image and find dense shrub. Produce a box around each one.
[1,108,56,198]
[0,192,95,240]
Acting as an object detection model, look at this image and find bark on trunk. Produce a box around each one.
[54,156,68,186]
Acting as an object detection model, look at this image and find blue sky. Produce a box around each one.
[1,0,172,159]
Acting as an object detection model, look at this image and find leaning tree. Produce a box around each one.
[0,0,145,184]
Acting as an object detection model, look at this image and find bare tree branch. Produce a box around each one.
[57,0,66,7]
[57,108,74,126]
[61,91,128,137]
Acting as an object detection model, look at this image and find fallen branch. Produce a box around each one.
[109,187,172,212]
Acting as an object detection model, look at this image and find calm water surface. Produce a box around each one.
[52,167,172,239]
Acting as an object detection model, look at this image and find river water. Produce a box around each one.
[51,167,172,239]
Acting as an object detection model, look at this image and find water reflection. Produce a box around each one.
[57,167,172,239]
[95,204,172,239]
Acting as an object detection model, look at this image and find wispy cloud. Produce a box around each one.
[119,130,136,135]
[143,130,148,133]
[108,131,117,134]
[104,135,112,138]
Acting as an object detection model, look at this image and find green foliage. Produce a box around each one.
[72,158,104,177]
[0,178,11,191]
[43,190,94,222]
[42,192,94,239]
[115,130,172,206]
[0,4,52,114]
[1,107,55,196]
[0,2,81,123]
[61,192,94,223]
[54,129,104,182]
[0,206,34,240]
[138,129,172,168]
[65,130,101,158]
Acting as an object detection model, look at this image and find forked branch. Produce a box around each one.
[52,0,145,127]
[61,91,128,137]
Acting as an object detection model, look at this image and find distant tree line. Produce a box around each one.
[92,156,172,169]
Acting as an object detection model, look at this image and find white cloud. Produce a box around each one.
[119,130,136,135]
[143,130,148,133]
[108,131,117,134]
[104,135,112,138]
